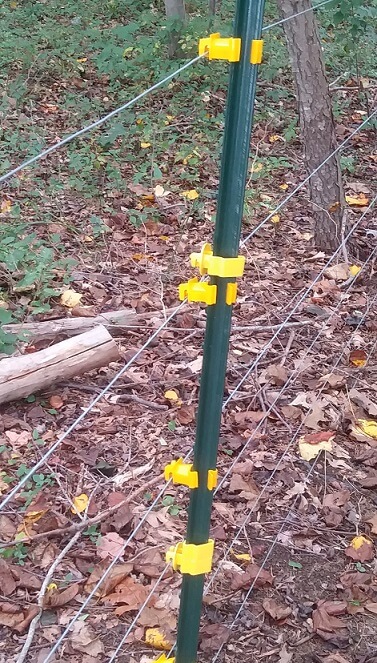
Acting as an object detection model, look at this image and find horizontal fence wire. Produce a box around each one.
[0,0,340,187]
[0,56,205,185]
[211,454,322,662]
[206,247,377,592]
[241,107,377,245]
[158,237,377,663]
[262,0,337,31]
[11,197,376,660]
[0,302,186,513]
[226,193,377,413]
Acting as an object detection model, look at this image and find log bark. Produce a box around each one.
[2,309,166,343]
[0,325,120,405]
[276,0,345,252]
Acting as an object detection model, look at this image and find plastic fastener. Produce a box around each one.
[166,539,215,575]
[250,39,264,64]
[165,458,199,489]
[199,33,241,62]
[190,243,245,278]
[178,277,217,305]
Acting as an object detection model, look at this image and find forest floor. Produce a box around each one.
[1,2,377,662]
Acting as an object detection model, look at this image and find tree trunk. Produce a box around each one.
[276,0,345,252]
[164,0,186,58]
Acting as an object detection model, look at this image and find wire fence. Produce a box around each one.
[0,2,376,660]
[39,194,376,661]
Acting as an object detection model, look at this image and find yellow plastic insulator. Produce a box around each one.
[179,277,217,305]
[199,33,241,62]
[226,282,238,305]
[164,458,199,489]
[250,39,264,64]
[190,244,245,278]
[155,656,175,663]
[207,469,218,490]
[166,539,215,575]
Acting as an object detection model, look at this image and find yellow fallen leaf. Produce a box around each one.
[159,235,170,241]
[71,493,89,515]
[269,134,281,143]
[145,628,173,651]
[345,195,369,207]
[136,118,143,125]
[76,57,87,63]
[140,142,151,148]
[60,290,82,308]
[164,390,179,401]
[155,656,175,663]
[349,264,361,277]
[355,419,377,439]
[166,114,175,121]
[349,349,367,367]
[271,214,280,224]
[231,550,252,562]
[47,583,57,592]
[279,183,288,190]
[251,162,263,173]
[352,535,371,551]
[182,189,199,200]
[1,200,12,214]
[298,434,334,461]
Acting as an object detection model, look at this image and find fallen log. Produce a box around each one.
[1,308,168,343]
[0,325,120,405]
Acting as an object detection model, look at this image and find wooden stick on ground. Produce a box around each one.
[0,325,120,405]
[0,475,163,550]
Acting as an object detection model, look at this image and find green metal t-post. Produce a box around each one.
[174,1,266,662]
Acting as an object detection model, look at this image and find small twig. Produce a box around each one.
[17,531,81,663]
[279,328,295,366]
[110,394,168,410]
[0,475,162,550]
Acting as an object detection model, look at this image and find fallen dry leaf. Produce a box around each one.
[60,289,82,308]
[324,263,350,281]
[312,600,347,633]
[44,582,80,608]
[0,559,17,596]
[230,563,273,590]
[49,394,64,409]
[71,493,89,515]
[145,627,173,651]
[97,532,125,560]
[345,535,374,561]
[366,513,377,534]
[298,430,334,461]
[262,597,292,620]
[199,623,231,652]
[349,349,367,367]
[0,602,39,633]
[70,621,105,656]
[365,602,377,614]
[105,576,150,613]
[85,561,133,597]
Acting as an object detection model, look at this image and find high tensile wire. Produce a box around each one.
[0,0,340,187]
[207,242,377,595]
[0,302,185,513]
[241,107,377,245]
[0,56,205,185]
[210,454,322,662]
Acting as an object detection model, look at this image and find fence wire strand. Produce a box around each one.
[211,455,321,662]
[207,258,377,593]
[263,0,336,31]
[0,55,205,185]
[241,108,377,246]
[0,302,186,513]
